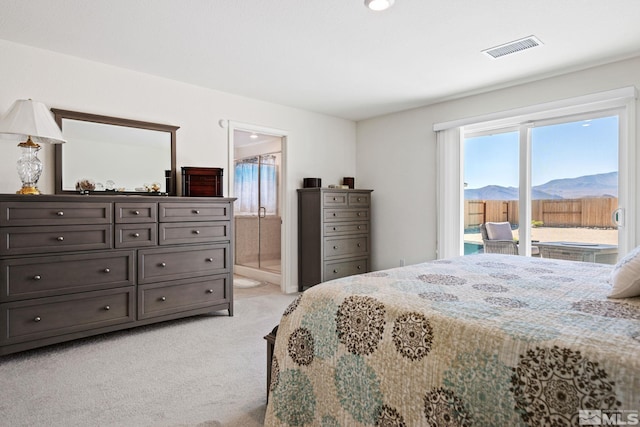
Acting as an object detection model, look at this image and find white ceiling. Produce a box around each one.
[1,0,639,121]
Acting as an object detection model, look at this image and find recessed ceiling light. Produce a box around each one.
[365,0,395,11]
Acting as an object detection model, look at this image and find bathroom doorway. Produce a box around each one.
[231,128,283,287]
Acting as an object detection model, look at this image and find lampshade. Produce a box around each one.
[0,99,66,144]
[365,0,395,11]
[0,99,66,195]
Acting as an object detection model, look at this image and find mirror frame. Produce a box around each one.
[52,109,178,195]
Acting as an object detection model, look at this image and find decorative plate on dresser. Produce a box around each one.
[0,194,235,356]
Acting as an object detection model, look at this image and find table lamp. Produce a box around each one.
[0,99,66,194]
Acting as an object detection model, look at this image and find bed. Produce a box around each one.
[264,254,640,426]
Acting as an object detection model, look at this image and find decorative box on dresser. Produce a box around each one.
[297,188,372,291]
[0,194,234,356]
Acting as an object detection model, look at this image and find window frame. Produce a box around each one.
[436,87,636,259]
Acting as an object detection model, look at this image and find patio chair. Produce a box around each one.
[480,222,539,256]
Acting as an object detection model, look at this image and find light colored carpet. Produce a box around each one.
[0,283,297,427]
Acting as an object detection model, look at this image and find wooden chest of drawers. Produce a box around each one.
[297,188,372,290]
[0,194,234,356]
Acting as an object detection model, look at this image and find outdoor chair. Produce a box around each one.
[480,222,540,256]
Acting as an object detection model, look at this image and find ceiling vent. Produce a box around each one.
[482,36,543,59]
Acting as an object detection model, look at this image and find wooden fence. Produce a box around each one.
[464,198,618,228]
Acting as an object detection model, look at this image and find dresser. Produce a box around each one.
[0,194,234,356]
[297,188,372,291]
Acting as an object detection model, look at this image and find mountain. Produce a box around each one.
[534,171,618,199]
[465,171,618,200]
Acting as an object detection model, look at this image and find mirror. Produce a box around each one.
[52,109,178,195]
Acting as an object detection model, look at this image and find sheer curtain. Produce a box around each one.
[234,155,277,215]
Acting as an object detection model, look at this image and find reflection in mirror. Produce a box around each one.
[52,109,178,195]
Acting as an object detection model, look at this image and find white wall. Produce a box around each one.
[0,40,357,294]
[357,56,640,271]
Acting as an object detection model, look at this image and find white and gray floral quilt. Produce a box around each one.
[264,254,640,426]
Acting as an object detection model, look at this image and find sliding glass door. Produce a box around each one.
[463,113,620,262]
[463,130,519,255]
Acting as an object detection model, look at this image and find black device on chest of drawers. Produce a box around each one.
[0,194,234,356]
[297,188,373,291]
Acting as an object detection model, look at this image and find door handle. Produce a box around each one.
[612,208,624,227]
[259,206,266,218]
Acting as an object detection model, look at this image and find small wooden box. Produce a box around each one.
[181,167,223,197]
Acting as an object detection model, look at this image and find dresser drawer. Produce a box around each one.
[138,244,229,284]
[0,224,113,256]
[115,224,157,248]
[324,208,369,222]
[115,202,157,223]
[0,288,134,345]
[324,235,369,259]
[1,251,134,301]
[159,202,230,222]
[0,201,111,226]
[324,221,369,236]
[138,274,229,319]
[324,258,368,281]
[348,192,370,207]
[323,192,348,207]
[159,221,230,245]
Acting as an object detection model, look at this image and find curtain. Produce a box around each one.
[436,127,463,259]
[234,155,277,215]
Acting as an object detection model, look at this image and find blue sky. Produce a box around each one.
[464,115,619,189]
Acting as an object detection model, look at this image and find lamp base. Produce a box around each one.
[17,186,40,195]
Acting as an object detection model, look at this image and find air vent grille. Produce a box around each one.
[482,36,543,59]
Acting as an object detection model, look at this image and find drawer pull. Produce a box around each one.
[357,212,362,217]
[56,236,64,242]
[34,316,41,322]
[333,227,337,231]
[193,210,200,214]
[333,197,337,201]
[207,289,214,294]
[357,243,361,247]
[132,233,140,238]
[357,225,362,230]
[104,268,111,273]
[333,269,338,274]
[332,213,336,217]
[133,210,140,215]
[358,197,362,201]
[193,230,201,235]
[206,257,214,262]
[56,211,64,216]
[33,275,42,280]
[357,265,362,270]
[160,262,167,267]
[333,246,338,250]
[104,305,110,311]
[160,296,166,302]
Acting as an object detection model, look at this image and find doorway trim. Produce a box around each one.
[227,120,290,294]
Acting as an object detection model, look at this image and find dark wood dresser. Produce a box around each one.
[297,188,372,291]
[0,194,234,355]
